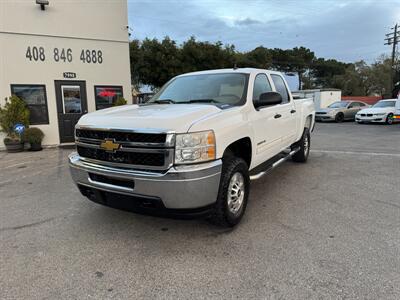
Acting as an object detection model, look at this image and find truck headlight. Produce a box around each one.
[174,130,216,164]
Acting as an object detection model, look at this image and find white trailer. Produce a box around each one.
[293,89,342,110]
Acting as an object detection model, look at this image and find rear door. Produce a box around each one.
[270,74,297,147]
[55,80,88,143]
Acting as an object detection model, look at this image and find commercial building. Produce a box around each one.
[0,0,131,147]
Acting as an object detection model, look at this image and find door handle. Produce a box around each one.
[274,114,282,119]
[291,109,296,114]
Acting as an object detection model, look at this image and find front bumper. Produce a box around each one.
[355,115,386,123]
[69,152,222,211]
[315,114,335,121]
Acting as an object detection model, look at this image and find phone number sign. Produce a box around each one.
[25,46,103,64]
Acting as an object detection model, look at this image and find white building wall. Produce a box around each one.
[0,0,131,147]
[319,91,341,108]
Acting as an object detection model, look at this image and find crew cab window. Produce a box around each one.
[252,74,272,102]
[271,74,290,103]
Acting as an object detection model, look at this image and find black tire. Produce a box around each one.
[335,113,344,123]
[209,157,250,227]
[292,128,310,163]
[386,113,394,125]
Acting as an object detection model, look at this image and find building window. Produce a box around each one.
[10,84,49,125]
[94,86,123,110]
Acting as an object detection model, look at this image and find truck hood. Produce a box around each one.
[77,104,222,133]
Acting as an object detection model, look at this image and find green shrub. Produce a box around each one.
[113,97,128,106]
[22,127,44,144]
[4,135,19,143]
[0,96,30,137]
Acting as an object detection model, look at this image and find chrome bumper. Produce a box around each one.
[355,116,385,123]
[315,115,334,121]
[68,152,222,209]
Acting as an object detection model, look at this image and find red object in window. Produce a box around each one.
[98,89,116,97]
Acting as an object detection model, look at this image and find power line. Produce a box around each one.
[384,23,399,92]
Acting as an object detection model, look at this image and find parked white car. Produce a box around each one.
[356,99,397,125]
[69,68,315,227]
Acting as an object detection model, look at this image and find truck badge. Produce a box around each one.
[100,139,120,152]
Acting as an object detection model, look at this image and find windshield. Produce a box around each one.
[373,101,395,108]
[328,101,348,108]
[149,73,249,106]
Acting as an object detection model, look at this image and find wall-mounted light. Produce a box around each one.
[36,0,49,11]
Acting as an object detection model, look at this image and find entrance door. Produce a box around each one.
[55,80,88,143]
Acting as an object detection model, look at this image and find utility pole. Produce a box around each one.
[384,23,399,93]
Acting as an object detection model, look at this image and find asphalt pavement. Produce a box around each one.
[1,122,399,299]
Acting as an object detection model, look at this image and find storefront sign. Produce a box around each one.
[63,72,77,79]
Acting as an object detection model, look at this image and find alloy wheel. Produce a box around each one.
[227,172,245,215]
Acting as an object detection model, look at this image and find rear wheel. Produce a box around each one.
[210,157,250,227]
[335,113,344,123]
[292,128,310,163]
[386,113,394,125]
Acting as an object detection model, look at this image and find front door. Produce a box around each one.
[250,73,283,167]
[345,102,361,119]
[55,80,88,143]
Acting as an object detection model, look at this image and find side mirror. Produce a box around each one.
[254,92,282,109]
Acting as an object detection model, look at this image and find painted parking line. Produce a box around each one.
[311,149,400,157]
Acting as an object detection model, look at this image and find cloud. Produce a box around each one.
[233,18,262,27]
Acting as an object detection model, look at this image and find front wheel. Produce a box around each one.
[292,128,310,163]
[210,157,250,227]
[386,113,394,125]
[335,113,344,123]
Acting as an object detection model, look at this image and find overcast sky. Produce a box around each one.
[127,0,400,63]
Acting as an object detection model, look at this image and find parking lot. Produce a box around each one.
[1,122,399,299]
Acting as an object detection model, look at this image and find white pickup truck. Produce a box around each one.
[69,68,315,227]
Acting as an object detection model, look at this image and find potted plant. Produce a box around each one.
[0,96,30,152]
[22,127,45,151]
[113,97,127,106]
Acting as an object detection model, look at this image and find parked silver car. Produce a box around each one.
[315,101,368,122]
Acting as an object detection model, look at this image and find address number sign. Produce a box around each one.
[25,46,103,64]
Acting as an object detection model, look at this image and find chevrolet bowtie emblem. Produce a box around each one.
[100,139,120,152]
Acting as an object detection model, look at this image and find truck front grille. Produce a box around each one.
[77,146,165,167]
[76,129,167,144]
[75,128,173,170]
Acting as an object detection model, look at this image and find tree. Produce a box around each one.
[181,37,235,73]
[310,58,348,88]
[138,37,182,88]
[128,36,395,95]
[236,46,272,69]
[129,39,142,85]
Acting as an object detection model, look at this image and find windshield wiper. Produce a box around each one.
[152,99,176,104]
[188,99,219,104]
